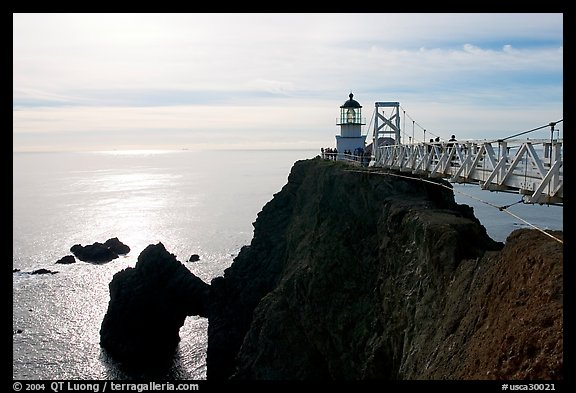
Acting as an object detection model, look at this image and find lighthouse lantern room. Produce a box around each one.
[335,93,366,159]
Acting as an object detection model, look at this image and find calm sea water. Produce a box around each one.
[12,149,563,380]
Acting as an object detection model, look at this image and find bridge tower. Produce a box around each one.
[335,93,366,159]
[372,102,401,162]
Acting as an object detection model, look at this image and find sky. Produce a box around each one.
[13,13,563,152]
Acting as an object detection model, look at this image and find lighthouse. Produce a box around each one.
[336,93,366,159]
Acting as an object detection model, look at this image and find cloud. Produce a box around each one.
[12,13,563,152]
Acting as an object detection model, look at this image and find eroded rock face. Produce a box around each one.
[206,158,562,380]
[444,229,563,380]
[99,242,210,366]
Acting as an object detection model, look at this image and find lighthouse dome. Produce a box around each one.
[340,93,362,108]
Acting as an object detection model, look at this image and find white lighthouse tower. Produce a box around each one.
[336,92,366,159]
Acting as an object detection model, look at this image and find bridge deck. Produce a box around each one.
[371,138,563,205]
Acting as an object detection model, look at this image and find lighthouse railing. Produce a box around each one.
[341,152,371,166]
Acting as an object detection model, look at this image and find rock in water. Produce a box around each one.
[69,238,129,263]
[55,255,76,264]
[99,242,210,366]
[104,237,131,255]
[30,268,58,275]
[70,242,118,263]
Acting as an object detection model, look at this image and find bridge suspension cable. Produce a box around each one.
[398,105,447,142]
[493,119,563,143]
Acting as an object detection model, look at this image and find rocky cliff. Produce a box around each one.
[100,157,563,380]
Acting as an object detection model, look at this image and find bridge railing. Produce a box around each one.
[372,139,563,205]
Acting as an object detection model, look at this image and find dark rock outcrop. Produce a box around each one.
[13,268,58,275]
[71,242,118,263]
[105,237,131,255]
[205,157,502,379]
[30,268,58,275]
[70,238,129,263]
[99,242,210,366]
[189,254,200,262]
[55,255,76,264]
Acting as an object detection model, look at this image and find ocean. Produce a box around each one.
[12,149,563,380]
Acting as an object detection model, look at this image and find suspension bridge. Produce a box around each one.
[345,101,563,206]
